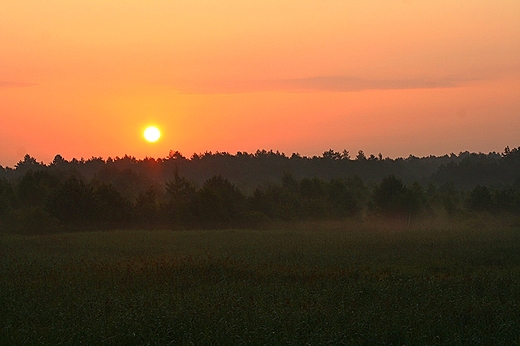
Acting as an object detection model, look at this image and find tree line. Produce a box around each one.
[2,146,520,193]
[1,156,519,233]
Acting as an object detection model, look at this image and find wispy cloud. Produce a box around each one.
[176,75,478,95]
[0,81,37,88]
[275,75,477,92]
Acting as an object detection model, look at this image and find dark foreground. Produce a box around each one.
[1,219,520,345]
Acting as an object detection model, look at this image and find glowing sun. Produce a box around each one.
[144,126,161,142]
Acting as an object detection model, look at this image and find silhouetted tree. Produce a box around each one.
[403,181,427,216]
[277,172,303,220]
[165,168,197,227]
[0,177,13,217]
[0,171,62,233]
[356,150,367,161]
[51,154,68,166]
[466,185,494,212]
[327,178,363,217]
[46,175,98,229]
[299,177,327,218]
[250,184,279,219]
[197,175,245,227]
[370,175,408,217]
[93,183,133,228]
[16,170,60,208]
[436,182,463,216]
[493,188,520,213]
[281,172,299,193]
[14,154,43,175]
[322,149,342,160]
[135,186,161,228]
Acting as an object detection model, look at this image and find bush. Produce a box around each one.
[466,185,493,212]
[8,207,62,234]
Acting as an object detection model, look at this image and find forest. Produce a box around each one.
[1,146,519,233]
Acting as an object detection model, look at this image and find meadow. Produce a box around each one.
[1,218,520,345]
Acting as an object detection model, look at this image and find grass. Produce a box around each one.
[1,219,520,344]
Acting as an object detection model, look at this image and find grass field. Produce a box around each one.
[1,219,520,345]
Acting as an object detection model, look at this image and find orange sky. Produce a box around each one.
[1,1,519,167]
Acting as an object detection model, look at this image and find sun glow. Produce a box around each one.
[144,126,161,142]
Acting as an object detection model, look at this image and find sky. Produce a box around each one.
[1,1,519,167]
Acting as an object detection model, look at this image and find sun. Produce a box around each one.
[144,126,161,142]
